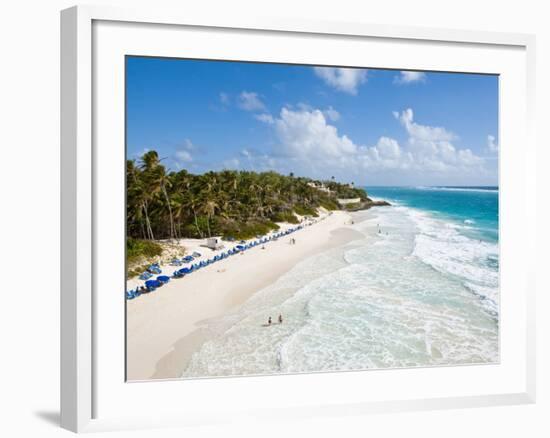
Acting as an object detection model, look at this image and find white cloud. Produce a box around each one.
[313,67,367,95]
[323,106,340,121]
[394,71,427,84]
[395,108,456,142]
[174,139,195,164]
[254,113,275,124]
[252,106,487,181]
[393,108,482,171]
[487,135,498,153]
[175,150,192,163]
[272,107,358,159]
[237,91,266,111]
[376,137,401,159]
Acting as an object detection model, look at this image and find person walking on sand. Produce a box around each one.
[268,316,272,325]
[278,314,283,324]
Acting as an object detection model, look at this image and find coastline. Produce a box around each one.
[126,210,363,380]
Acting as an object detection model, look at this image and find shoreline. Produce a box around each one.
[126,210,364,380]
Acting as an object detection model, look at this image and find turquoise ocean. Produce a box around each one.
[182,186,499,378]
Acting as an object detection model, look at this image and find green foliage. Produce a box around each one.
[221,220,280,240]
[319,199,340,211]
[344,202,363,211]
[127,149,361,242]
[325,181,368,200]
[271,211,300,224]
[126,238,163,264]
[293,204,319,217]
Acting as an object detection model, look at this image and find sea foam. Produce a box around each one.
[182,205,499,379]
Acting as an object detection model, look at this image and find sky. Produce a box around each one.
[126,56,499,186]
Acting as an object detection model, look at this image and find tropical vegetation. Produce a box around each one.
[127,150,369,243]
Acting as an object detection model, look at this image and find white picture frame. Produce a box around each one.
[60,4,537,433]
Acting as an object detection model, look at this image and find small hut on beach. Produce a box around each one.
[206,237,223,250]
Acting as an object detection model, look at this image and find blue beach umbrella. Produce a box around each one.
[157,275,170,283]
[145,279,161,290]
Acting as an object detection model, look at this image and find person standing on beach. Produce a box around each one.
[278,314,283,324]
[268,317,272,325]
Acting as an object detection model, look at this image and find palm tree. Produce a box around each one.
[126,149,370,243]
[140,151,177,239]
[202,198,219,237]
[127,160,155,240]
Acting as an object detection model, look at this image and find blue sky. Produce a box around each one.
[127,56,498,186]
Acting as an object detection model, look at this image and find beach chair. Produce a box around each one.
[148,264,162,274]
[139,271,153,280]
[157,275,170,284]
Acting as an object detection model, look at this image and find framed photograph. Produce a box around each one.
[61,5,536,432]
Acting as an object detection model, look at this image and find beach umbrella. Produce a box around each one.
[145,279,161,290]
[192,252,201,257]
[157,275,170,283]
[179,268,190,275]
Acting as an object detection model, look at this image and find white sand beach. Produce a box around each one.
[126,210,362,380]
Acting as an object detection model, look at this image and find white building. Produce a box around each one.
[206,237,223,250]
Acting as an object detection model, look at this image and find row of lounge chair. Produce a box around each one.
[126,226,303,300]
[138,263,162,280]
[126,275,171,299]
[170,251,203,266]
